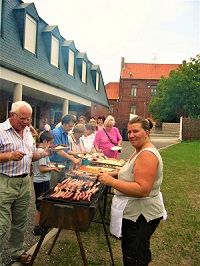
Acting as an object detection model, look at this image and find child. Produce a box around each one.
[32,131,60,235]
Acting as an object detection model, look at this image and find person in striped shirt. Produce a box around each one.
[0,101,51,265]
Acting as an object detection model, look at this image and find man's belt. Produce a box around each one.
[0,173,29,178]
[14,174,29,177]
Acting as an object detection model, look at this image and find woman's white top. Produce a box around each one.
[114,148,164,222]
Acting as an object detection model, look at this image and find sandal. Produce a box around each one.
[16,252,32,264]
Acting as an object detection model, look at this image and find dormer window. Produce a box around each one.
[51,35,59,67]
[68,49,74,76]
[0,0,3,35]
[76,52,88,84]
[24,14,37,54]
[91,64,100,91]
[82,61,86,83]
[95,71,99,91]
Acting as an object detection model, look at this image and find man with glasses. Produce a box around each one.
[0,101,51,265]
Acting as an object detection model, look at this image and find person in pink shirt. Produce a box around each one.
[94,115,122,158]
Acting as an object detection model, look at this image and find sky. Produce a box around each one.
[24,0,200,84]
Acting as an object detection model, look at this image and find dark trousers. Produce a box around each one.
[122,214,162,266]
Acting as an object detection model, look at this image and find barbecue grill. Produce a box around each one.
[29,176,114,266]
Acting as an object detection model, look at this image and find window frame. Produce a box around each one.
[151,85,157,96]
[130,104,136,114]
[82,60,87,83]
[50,35,59,67]
[68,49,75,76]
[0,0,3,36]
[109,104,114,114]
[24,14,37,54]
[95,71,99,91]
[131,84,137,97]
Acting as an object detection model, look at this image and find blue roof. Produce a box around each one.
[0,0,109,107]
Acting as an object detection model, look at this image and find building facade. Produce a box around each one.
[0,0,109,129]
[106,57,180,133]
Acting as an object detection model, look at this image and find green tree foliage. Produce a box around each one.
[149,54,200,122]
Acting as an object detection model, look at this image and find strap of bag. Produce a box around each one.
[103,128,117,146]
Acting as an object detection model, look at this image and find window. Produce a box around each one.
[131,84,137,96]
[68,49,74,76]
[0,0,2,35]
[109,104,114,114]
[24,14,37,54]
[95,72,99,91]
[130,104,136,114]
[151,85,157,96]
[82,61,86,83]
[51,36,59,67]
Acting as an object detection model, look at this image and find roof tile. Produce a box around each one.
[121,63,180,79]
[105,82,119,99]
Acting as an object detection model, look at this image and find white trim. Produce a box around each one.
[95,72,99,91]
[51,36,59,67]
[82,60,86,83]
[24,14,36,54]
[0,67,91,106]
[68,50,74,76]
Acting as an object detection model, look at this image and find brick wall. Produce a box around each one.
[182,118,200,140]
[162,123,180,133]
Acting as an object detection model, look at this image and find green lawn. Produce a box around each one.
[34,141,200,266]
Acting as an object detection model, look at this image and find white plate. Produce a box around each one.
[57,165,65,169]
[51,145,67,151]
[110,146,122,151]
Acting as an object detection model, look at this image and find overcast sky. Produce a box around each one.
[24,0,200,84]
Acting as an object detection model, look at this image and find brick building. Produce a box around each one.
[106,57,180,133]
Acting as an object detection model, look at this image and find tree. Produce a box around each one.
[149,54,200,122]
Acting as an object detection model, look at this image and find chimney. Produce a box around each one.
[121,57,125,70]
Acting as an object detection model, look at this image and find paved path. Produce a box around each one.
[119,134,180,160]
[3,133,180,265]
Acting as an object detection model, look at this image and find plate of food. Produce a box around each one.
[78,153,92,159]
[50,144,68,152]
[110,146,122,151]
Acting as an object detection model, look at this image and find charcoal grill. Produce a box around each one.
[29,178,114,266]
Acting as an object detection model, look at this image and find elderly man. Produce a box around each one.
[0,101,51,265]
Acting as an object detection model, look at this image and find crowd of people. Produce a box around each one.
[0,100,166,266]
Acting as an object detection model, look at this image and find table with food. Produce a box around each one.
[30,152,125,265]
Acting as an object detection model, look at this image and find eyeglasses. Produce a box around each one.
[14,113,31,122]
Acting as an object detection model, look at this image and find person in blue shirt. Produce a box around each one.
[49,114,81,187]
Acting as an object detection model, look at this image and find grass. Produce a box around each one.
[33,141,200,266]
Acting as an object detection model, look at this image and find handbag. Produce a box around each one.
[103,128,121,153]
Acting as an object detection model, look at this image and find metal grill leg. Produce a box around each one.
[99,204,115,265]
[29,226,49,266]
[103,186,109,218]
[75,230,88,266]
[48,228,61,255]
